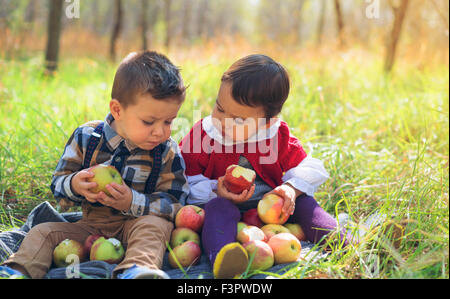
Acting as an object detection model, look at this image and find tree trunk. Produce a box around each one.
[110,0,123,61]
[141,0,148,50]
[196,0,209,39]
[316,0,326,46]
[45,0,64,73]
[164,0,172,50]
[384,0,410,73]
[334,0,345,48]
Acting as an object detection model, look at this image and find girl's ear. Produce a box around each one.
[110,99,123,120]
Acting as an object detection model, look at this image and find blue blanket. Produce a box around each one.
[0,201,327,279]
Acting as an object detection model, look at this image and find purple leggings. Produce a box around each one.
[201,194,350,265]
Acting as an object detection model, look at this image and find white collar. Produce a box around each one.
[202,115,281,146]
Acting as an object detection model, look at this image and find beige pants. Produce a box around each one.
[2,202,173,278]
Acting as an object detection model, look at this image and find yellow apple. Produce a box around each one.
[257,193,289,225]
[284,223,307,241]
[87,164,123,196]
[261,224,290,241]
[267,233,301,264]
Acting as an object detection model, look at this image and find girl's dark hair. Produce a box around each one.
[221,54,290,119]
[111,51,185,107]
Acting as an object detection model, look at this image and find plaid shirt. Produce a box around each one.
[50,113,189,221]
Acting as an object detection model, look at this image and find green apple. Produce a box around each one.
[87,164,123,196]
[90,237,125,264]
[170,227,200,248]
[53,239,85,268]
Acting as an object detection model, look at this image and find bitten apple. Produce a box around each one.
[268,233,301,264]
[175,205,205,232]
[53,239,85,268]
[236,225,267,244]
[223,165,256,194]
[168,240,201,268]
[243,240,274,271]
[90,237,125,264]
[257,193,289,225]
[170,227,200,248]
[284,223,307,241]
[242,208,264,228]
[261,224,290,241]
[87,164,123,196]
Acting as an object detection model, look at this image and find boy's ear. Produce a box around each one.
[110,99,123,120]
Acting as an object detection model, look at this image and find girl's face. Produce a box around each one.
[211,81,272,142]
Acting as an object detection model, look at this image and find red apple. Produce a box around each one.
[267,233,301,264]
[236,225,267,244]
[242,208,264,228]
[175,205,205,232]
[223,165,256,194]
[257,193,289,225]
[284,223,307,241]
[53,239,86,268]
[170,227,200,248]
[83,234,104,257]
[243,240,274,271]
[261,224,290,241]
[87,164,123,196]
[168,240,201,268]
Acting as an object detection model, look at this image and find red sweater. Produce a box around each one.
[179,118,307,189]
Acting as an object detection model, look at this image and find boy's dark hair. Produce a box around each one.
[221,54,290,119]
[111,51,185,107]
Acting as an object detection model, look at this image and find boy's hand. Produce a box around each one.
[71,170,103,203]
[267,183,302,217]
[216,176,255,204]
[96,182,133,212]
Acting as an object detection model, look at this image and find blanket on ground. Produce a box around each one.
[0,202,328,279]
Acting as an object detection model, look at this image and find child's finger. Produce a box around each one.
[105,184,121,199]
[246,184,255,199]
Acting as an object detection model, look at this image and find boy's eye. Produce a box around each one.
[165,120,173,125]
[143,120,154,126]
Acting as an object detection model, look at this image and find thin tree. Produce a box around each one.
[164,0,172,50]
[333,0,345,48]
[141,0,149,50]
[316,0,326,46]
[110,0,123,61]
[45,0,64,73]
[384,0,410,73]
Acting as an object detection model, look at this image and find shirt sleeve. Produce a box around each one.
[124,138,189,221]
[50,126,87,205]
[282,156,330,196]
[185,174,218,205]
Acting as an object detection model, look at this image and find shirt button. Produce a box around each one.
[115,157,121,162]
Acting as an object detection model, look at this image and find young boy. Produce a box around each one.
[0,51,189,279]
[180,54,350,278]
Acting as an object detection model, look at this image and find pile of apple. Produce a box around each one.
[227,165,307,272]
[237,195,307,271]
[52,235,125,268]
[168,205,205,269]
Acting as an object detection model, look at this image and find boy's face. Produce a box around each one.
[110,94,183,151]
[211,81,274,142]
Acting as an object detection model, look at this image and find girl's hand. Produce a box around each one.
[267,183,301,217]
[96,182,133,212]
[216,176,255,204]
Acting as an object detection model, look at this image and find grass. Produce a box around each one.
[0,49,448,279]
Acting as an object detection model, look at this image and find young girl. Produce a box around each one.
[179,54,350,278]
